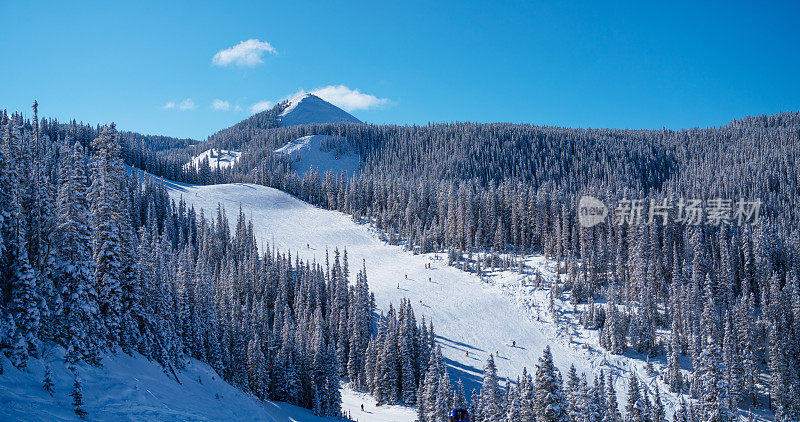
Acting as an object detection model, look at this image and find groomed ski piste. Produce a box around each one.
[162,176,747,421]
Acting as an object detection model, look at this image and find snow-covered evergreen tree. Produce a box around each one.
[89,123,127,346]
[534,346,568,422]
[480,354,505,421]
[70,372,87,418]
[56,140,102,365]
[624,373,645,422]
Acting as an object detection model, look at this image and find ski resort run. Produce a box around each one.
[158,177,732,421]
[2,4,796,420]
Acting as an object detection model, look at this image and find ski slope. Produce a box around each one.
[341,386,416,422]
[274,135,359,177]
[279,94,361,127]
[0,347,334,421]
[161,178,702,420]
[166,181,572,388]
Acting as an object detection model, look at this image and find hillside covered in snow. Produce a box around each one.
[274,135,359,177]
[2,97,795,422]
[4,3,798,420]
[0,348,334,421]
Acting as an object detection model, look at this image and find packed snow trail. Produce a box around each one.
[166,182,599,398]
[340,386,417,422]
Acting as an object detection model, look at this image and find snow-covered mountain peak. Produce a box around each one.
[278,93,361,127]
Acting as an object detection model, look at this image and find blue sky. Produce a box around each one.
[1,0,798,140]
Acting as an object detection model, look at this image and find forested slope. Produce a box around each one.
[167,109,800,420]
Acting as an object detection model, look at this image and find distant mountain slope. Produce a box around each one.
[278,94,361,127]
[274,135,359,177]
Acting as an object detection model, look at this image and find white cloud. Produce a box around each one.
[212,99,231,111]
[246,85,387,116]
[302,85,388,111]
[250,100,275,114]
[163,99,196,111]
[178,99,197,111]
[213,39,277,67]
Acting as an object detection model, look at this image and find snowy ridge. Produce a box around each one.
[158,179,716,421]
[278,94,361,127]
[0,348,333,421]
[274,135,359,177]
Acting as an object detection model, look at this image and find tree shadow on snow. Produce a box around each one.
[442,356,484,402]
[436,335,485,353]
